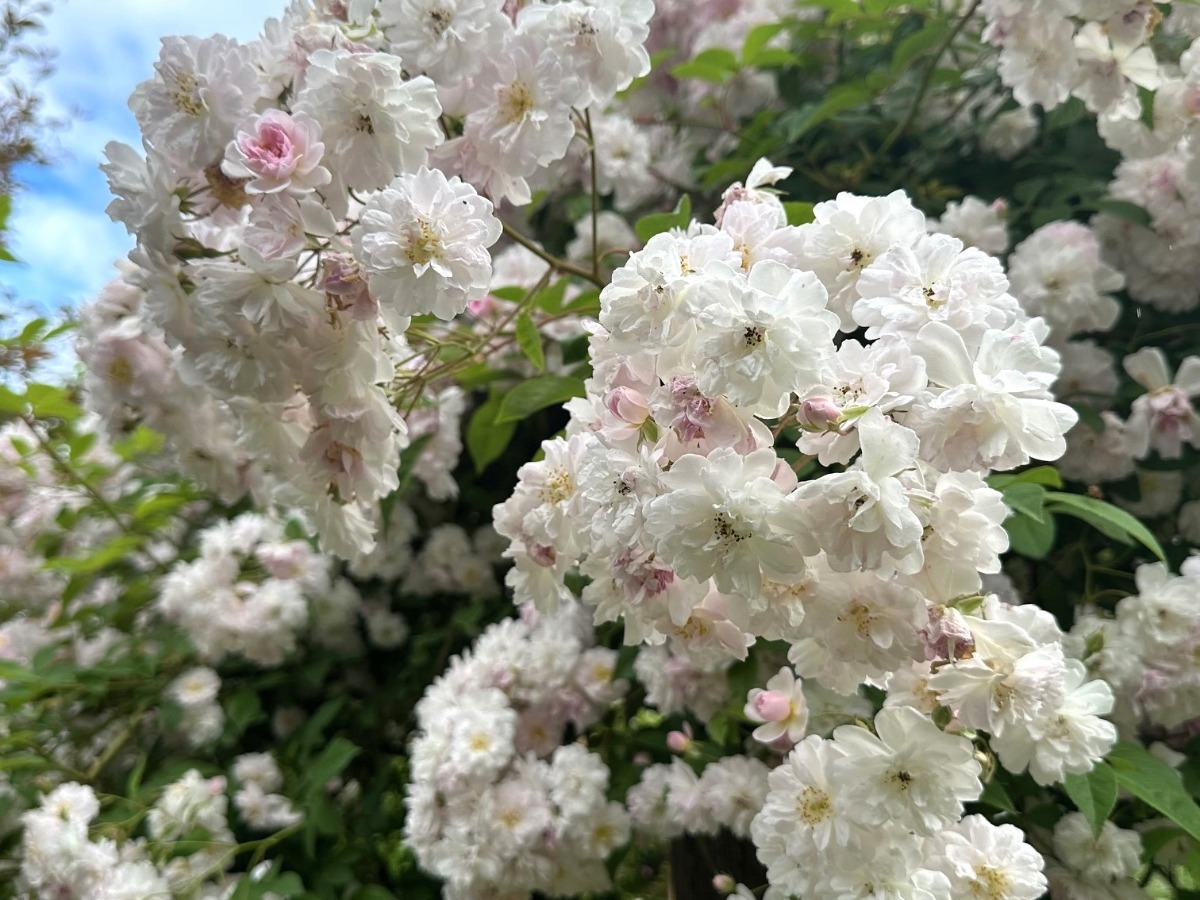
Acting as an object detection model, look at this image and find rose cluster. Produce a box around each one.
[405,601,629,898]
[90,0,655,557]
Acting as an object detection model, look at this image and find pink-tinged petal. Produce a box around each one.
[914,321,975,388]
[1175,356,1200,396]
[1123,346,1171,390]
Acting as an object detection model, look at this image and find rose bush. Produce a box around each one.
[4,1,1200,898]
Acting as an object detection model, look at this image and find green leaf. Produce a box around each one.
[671,47,739,83]
[1043,491,1166,560]
[1092,199,1152,228]
[225,689,263,735]
[17,317,47,343]
[976,777,1017,814]
[800,0,863,23]
[635,195,692,243]
[132,491,188,525]
[0,755,49,773]
[127,753,148,798]
[490,286,526,302]
[232,865,305,900]
[891,18,950,73]
[1072,403,1106,434]
[45,534,144,574]
[533,277,569,314]
[1005,510,1056,559]
[1108,741,1200,844]
[308,791,342,835]
[1043,97,1087,132]
[742,21,788,65]
[24,384,80,421]
[706,712,733,747]
[999,482,1047,523]
[748,47,798,67]
[784,74,889,141]
[301,737,360,794]
[494,375,586,425]
[0,384,26,415]
[112,426,165,461]
[1063,762,1118,838]
[352,888,400,900]
[987,466,1063,490]
[784,201,815,225]
[465,393,516,474]
[562,287,600,315]
[1139,84,1156,129]
[291,698,345,753]
[1140,825,1187,863]
[514,313,545,371]
[268,874,305,897]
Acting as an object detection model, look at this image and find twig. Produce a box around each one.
[501,222,605,288]
[584,108,601,280]
[873,0,983,163]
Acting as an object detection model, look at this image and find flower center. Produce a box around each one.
[539,466,575,505]
[169,70,203,117]
[674,617,711,641]
[499,80,535,124]
[108,356,135,387]
[969,866,1010,900]
[427,6,452,36]
[404,218,443,266]
[795,785,831,825]
[713,511,749,544]
[839,599,876,638]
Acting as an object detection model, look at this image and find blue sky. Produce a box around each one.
[2,0,280,316]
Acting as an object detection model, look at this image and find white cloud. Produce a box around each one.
[40,0,280,164]
[9,0,285,313]
[6,191,131,313]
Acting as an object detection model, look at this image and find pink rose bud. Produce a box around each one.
[667,730,692,753]
[633,752,652,767]
[1185,85,1200,117]
[990,197,1009,217]
[468,295,500,318]
[750,689,792,723]
[606,387,649,426]
[798,396,841,431]
[713,874,737,894]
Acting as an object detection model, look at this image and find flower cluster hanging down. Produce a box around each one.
[492,162,1118,898]
[94,0,654,557]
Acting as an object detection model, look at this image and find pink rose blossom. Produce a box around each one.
[223,109,331,195]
